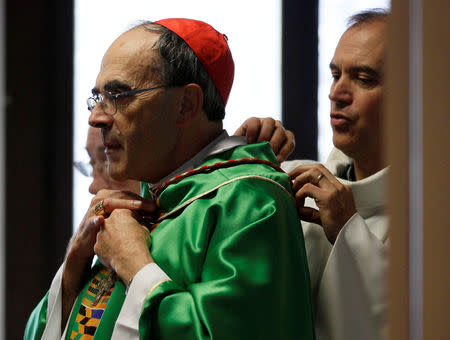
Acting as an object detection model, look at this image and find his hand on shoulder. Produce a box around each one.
[289,164,357,244]
[234,117,295,162]
[94,208,154,285]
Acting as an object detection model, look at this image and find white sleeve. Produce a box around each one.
[41,263,69,340]
[314,213,388,340]
[110,263,171,339]
[280,159,318,173]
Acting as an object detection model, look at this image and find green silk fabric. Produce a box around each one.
[24,292,49,340]
[138,142,315,339]
[24,142,315,339]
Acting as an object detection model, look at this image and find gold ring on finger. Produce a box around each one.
[316,173,324,184]
[94,200,105,216]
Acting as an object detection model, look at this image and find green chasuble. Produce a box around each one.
[24,142,315,340]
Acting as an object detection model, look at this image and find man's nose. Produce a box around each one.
[88,104,114,129]
[89,176,101,195]
[89,170,110,194]
[329,77,352,104]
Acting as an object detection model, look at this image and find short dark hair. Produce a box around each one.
[347,8,390,29]
[134,21,225,121]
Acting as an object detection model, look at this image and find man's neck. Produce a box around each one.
[174,123,223,168]
[148,129,244,190]
[352,156,385,181]
[150,122,223,183]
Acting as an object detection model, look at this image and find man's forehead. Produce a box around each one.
[331,22,386,69]
[110,28,159,54]
[97,29,162,88]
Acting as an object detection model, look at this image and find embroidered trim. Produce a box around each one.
[156,175,293,223]
[151,158,284,198]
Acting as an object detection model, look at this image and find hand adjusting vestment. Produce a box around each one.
[25,139,315,340]
[283,147,388,340]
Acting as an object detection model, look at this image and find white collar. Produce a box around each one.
[326,147,388,218]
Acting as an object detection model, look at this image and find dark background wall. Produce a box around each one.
[4,0,317,338]
[283,0,318,160]
[6,0,74,338]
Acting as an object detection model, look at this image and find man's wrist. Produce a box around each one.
[116,254,154,285]
[62,256,93,294]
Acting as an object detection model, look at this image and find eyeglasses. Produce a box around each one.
[73,159,108,177]
[86,85,167,115]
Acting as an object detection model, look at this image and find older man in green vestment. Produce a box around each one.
[25,18,315,340]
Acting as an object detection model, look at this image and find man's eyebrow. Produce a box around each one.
[352,65,381,78]
[91,80,133,95]
[329,62,339,70]
[103,80,132,92]
[329,63,381,78]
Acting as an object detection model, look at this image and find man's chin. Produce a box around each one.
[332,134,358,157]
[108,165,129,183]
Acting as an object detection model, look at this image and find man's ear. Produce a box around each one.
[177,83,203,125]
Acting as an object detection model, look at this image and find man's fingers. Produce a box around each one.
[289,163,333,181]
[298,207,322,225]
[289,165,310,179]
[91,215,104,228]
[293,169,328,190]
[292,170,321,192]
[137,199,157,213]
[294,184,322,224]
[234,118,294,159]
[295,183,321,207]
[276,130,295,162]
[233,124,246,137]
[79,215,104,240]
[256,118,276,143]
[99,198,156,215]
[234,117,261,144]
[267,126,286,154]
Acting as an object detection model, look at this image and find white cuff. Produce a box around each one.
[41,263,65,339]
[111,263,171,339]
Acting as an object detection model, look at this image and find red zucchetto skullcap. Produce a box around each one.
[155,18,234,106]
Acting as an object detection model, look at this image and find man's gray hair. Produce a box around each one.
[134,21,225,121]
[347,8,390,29]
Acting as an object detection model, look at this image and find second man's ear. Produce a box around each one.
[177,83,204,125]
